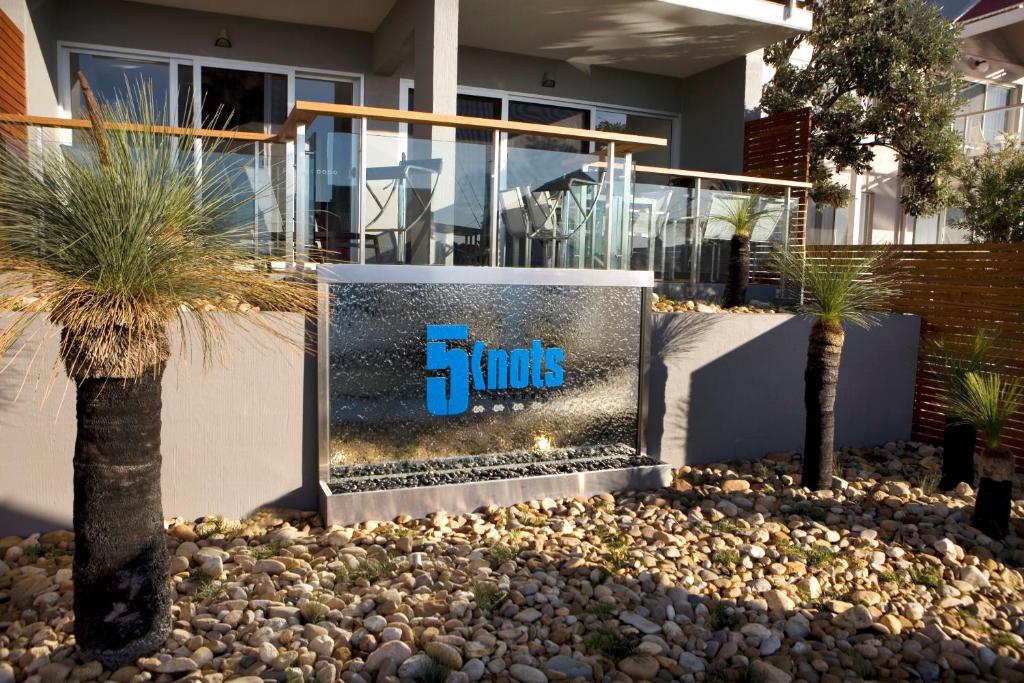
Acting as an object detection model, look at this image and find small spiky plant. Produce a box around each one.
[951,372,1023,538]
[774,247,902,490]
[709,194,780,309]
[953,373,1023,452]
[931,331,993,489]
[0,80,315,666]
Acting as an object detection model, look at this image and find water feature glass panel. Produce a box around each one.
[325,278,650,490]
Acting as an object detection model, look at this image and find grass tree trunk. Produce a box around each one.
[722,234,750,309]
[939,416,977,491]
[973,447,1014,540]
[802,319,845,490]
[71,364,171,667]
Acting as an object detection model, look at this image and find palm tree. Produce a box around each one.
[0,82,315,666]
[774,247,902,490]
[931,331,992,490]
[952,372,1023,539]
[710,194,778,309]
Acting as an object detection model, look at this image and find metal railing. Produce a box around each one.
[955,102,1024,156]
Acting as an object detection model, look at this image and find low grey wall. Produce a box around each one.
[0,310,920,536]
[647,312,921,467]
[0,314,317,536]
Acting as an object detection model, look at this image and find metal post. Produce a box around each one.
[357,117,368,265]
[689,178,702,293]
[778,185,792,300]
[283,138,296,262]
[295,123,309,262]
[603,142,616,270]
[622,151,634,270]
[489,129,500,267]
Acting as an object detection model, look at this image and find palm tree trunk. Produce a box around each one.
[939,415,976,491]
[802,319,845,490]
[973,446,1014,540]
[722,234,750,309]
[72,366,171,668]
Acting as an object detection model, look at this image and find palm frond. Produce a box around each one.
[708,195,780,238]
[0,80,316,380]
[929,330,995,414]
[950,372,1024,450]
[773,247,902,328]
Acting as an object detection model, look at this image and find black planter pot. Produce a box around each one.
[974,476,1012,540]
[939,416,976,491]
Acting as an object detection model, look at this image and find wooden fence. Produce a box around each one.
[0,9,26,146]
[810,243,1024,465]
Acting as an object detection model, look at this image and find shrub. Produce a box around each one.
[472,581,509,617]
[585,631,638,661]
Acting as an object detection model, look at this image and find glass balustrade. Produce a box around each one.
[4,113,807,282]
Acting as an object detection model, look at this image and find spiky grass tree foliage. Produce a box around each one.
[775,247,901,490]
[931,332,993,490]
[952,372,1023,539]
[0,84,315,666]
[711,195,779,309]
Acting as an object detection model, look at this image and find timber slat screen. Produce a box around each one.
[809,244,1024,468]
[0,9,26,146]
[743,107,812,288]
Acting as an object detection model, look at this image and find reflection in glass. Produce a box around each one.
[69,52,170,121]
[595,110,674,166]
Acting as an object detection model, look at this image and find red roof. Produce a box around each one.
[961,0,1023,21]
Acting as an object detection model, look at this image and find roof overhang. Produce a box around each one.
[458,0,813,78]
[127,0,811,80]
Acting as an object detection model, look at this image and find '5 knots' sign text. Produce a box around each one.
[425,324,565,416]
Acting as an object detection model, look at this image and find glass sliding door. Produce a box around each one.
[297,77,357,262]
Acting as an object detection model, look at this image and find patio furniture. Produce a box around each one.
[364,158,443,263]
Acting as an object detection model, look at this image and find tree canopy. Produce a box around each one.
[953,140,1024,242]
[762,0,963,216]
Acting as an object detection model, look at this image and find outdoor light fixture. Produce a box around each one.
[970,57,990,73]
[541,72,556,88]
[214,29,232,48]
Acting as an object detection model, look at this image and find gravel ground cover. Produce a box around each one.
[3,442,1024,683]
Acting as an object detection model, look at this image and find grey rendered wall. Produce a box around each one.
[26,0,686,149]
[0,313,317,537]
[678,52,764,174]
[647,312,921,467]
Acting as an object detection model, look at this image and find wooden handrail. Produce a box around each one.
[633,163,813,189]
[0,113,277,142]
[278,101,668,150]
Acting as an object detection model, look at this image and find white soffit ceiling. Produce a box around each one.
[126,0,399,33]
[457,0,811,78]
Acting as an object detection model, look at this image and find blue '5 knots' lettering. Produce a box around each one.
[425,324,565,416]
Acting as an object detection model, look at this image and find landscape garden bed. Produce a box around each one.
[4,442,1024,683]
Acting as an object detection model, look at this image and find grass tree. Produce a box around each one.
[931,332,992,490]
[774,247,901,490]
[952,372,1023,539]
[712,195,778,309]
[0,83,315,666]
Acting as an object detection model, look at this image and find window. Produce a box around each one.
[595,110,673,166]
[507,100,590,153]
[69,51,170,121]
[957,81,1022,154]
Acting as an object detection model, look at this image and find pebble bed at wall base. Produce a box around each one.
[317,265,671,525]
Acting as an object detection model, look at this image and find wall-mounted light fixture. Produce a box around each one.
[970,57,990,73]
[214,29,232,48]
[541,72,556,88]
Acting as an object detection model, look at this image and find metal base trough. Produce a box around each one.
[319,464,674,525]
